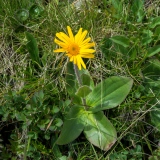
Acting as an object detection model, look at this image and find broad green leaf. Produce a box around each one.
[71,95,82,104]
[155,26,160,36]
[143,59,160,97]
[149,17,160,29]
[81,74,90,86]
[59,156,68,160]
[80,70,94,90]
[86,76,133,112]
[84,111,117,151]
[142,30,153,37]
[131,0,145,22]
[113,43,128,55]
[128,47,137,61]
[141,30,153,45]
[147,45,160,57]
[150,103,160,131]
[110,0,123,18]
[110,0,122,12]
[144,61,160,131]
[75,85,92,98]
[37,90,44,101]
[54,118,63,127]
[142,37,152,45]
[28,131,38,139]
[26,32,41,65]
[51,106,60,114]
[100,37,113,59]
[143,59,160,80]
[146,80,160,89]
[110,36,129,48]
[15,112,26,121]
[56,106,86,145]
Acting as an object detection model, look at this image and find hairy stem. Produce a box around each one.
[73,64,87,107]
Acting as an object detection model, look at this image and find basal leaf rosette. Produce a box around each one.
[56,106,117,151]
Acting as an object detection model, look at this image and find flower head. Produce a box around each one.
[54,26,95,70]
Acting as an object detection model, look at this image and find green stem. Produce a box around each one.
[73,64,87,108]
[73,64,82,86]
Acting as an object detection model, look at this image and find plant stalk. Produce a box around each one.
[73,64,87,108]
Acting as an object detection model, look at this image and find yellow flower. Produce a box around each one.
[54,26,95,70]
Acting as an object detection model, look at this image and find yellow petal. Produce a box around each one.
[67,26,74,42]
[66,53,72,58]
[77,56,82,70]
[70,56,74,62]
[60,32,72,43]
[80,37,91,45]
[81,54,94,58]
[56,33,69,44]
[54,38,68,48]
[80,49,95,54]
[79,56,86,69]
[73,56,77,64]
[54,48,66,53]
[77,30,88,45]
[80,42,95,49]
[75,28,82,43]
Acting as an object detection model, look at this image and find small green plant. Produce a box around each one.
[53,26,133,151]
[0,90,62,159]
[109,145,143,160]
[1,0,160,159]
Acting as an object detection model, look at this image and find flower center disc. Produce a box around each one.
[68,43,80,55]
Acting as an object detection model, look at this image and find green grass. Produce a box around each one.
[0,0,160,159]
